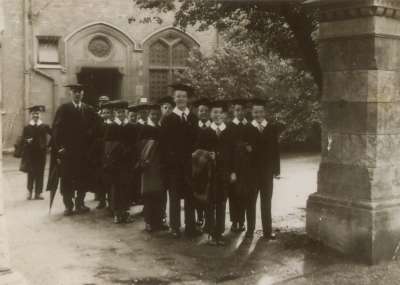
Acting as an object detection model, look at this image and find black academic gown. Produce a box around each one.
[50,102,98,194]
[195,124,235,238]
[139,123,164,227]
[228,120,253,225]
[103,121,137,214]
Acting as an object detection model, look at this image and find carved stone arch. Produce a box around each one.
[142,26,200,49]
[62,22,139,103]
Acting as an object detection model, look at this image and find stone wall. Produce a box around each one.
[2,0,218,149]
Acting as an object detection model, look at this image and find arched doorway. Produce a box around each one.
[63,22,138,106]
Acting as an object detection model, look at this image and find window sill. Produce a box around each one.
[35,64,63,70]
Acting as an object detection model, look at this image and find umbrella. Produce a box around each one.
[46,147,61,214]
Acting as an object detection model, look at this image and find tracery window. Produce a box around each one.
[147,29,198,99]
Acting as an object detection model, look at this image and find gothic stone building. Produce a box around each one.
[1,0,218,149]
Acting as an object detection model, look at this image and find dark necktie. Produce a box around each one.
[181,113,187,122]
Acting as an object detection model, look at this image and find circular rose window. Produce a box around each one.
[88,36,112,58]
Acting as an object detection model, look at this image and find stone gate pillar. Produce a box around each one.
[306,0,400,264]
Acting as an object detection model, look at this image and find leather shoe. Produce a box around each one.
[185,228,202,238]
[34,195,44,200]
[64,208,73,216]
[170,229,181,239]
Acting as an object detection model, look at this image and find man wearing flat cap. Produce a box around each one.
[51,81,98,216]
[160,83,200,238]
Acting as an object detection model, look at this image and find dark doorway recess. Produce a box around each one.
[77,68,122,107]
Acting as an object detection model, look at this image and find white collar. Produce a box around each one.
[147,118,159,127]
[251,119,268,128]
[72,101,82,108]
[137,118,146,125]
[104,119,112,125]
[173,107,190,117]
[232,118,248,125]
[199,120,211,128]
[210,122,226,132]
[114,118,129,126]
[29,119,42,126]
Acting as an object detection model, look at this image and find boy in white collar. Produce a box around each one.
[103,100,137,224]
[138,103,169,232]
[193,98,212,228]
[21,105,51,200]
[227,98,252,233]
[195,100,236,246]
[246,98,280,240]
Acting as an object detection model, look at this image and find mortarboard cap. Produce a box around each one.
[28,105,46,113]
[229,98,250,106]
[250,98,267,107]
[193,97,211,108]
[209,100,228,111]
[105,100,129,110]
[169,83,194,96]
[98,95,110,103]
[157,96,175,107]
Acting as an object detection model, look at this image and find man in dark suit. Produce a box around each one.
[52,82,98,216]
[160,83,200,238]
[246,98,280,240]
[21,105,51,200]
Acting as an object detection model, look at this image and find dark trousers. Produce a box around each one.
[205,174,227,239]
[144,192,163,227]
[27,158,46,195]
[246,174,273,235]
[98,175,111,205]
[110,171,131,216]
[60,177,87,210]
[228,184,245,225]
[168,161,196,231]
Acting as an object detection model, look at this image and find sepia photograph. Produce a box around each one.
[0,0,399,284]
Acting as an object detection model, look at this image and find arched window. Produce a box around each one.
[144,28,199,99]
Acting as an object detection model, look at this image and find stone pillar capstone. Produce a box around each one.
[306,0,400,264]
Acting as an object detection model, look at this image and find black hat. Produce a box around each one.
[230,98,249,106]
[28,105,45,113]
[193,97,211,108]
[127,97,152,112]
[250,98,267,107]
[98,95,110,103]
[64,82,84,90]
[105,100,129,110]
[144,103,161,111]
[157,96,175,107]
[209,100,228,111]
[169,83,194,96]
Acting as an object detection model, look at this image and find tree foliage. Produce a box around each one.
[175,46,321,147]
[133,0,321,90]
